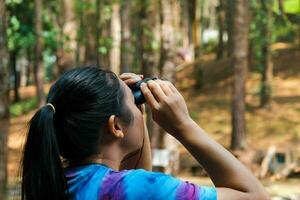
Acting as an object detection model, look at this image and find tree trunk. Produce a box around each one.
[191,0,204,89]
[158,0,180,174]
[10,51,20,102]
[260,0,273,108]
[0,1,9,198]
[109,3,121,75]
[95,0,101,67]
[140,0,160,77]
[226,0,234,56]
[34,0,45,107]
[120,0,132,73]
[99,1,111,70]
[84,11,97,65]
[230,0,249,150]
[137,0,161,149]
[159,0,177,81]
[217,0,225,59]
[192,0,201,59]
[278,0,284,16]
[54,0,66,79]
[182,0,192,48]
[26,48,33,86]
[75,0,84,66]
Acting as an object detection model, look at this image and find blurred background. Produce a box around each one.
[0,0,299,199]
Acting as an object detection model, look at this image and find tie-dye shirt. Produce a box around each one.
[65,164,217,200]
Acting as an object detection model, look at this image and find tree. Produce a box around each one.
[159,0,178,82]
[181,0,192,48]
[6,0,35,102]
[191,0,201,60]
[260,0,274,107]
[217,0,225,59]
[136,0,161,148]
[0,0,9,198]
[157,0,180,173]
[95,0,101,66]
[192,0,204,89]
[139,0,160,77]
[74,0,85,66]
[120,0,132,73]
[225,0,234,56]
[109,2,121,74]
[231,0,249,150]
[34,0,45,107]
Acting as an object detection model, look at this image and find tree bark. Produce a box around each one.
[159,0,177,82]
[231,0,249,150]
[191,0,204,89]
[109,2,121,75]
[34,0,45,107]
[54,0,66,79]
[10,50,20,102]
[260,0,273,108]
[217,0,225,59]
[95,0,101,67]
[84,10,97,65]
[120,0,132,73]
[192,0,201,59]
[0,0,9,198]
[158,0,180,174]
[278,0,284,16]
[182,0,192,48]
[137,0,161,149]
[76,10,83,65]
[26,48,33,86]
[226,0,234,56]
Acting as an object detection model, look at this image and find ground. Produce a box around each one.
[7,49,300,199]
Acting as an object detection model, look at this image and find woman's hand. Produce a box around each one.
[119,72,145,114]
[140,79,192,137]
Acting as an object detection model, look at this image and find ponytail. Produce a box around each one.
[21,105,68,200]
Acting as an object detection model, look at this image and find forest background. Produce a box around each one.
[0,0,300,199]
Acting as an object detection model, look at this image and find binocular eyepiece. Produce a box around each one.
[130,77,157,105]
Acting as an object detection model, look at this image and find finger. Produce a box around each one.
[124,78,142,86]
[141,83,159,109]
[155,79,173,96]
[147,80,167,102]
[119,73,141,80]
[165,81,179,94]
[140,104,146,114]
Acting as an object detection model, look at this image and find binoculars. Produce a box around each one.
[130,77,157,105]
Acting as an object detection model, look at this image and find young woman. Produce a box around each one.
[21,66,269,200]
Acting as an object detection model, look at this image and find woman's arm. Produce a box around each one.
[140,79,269,200]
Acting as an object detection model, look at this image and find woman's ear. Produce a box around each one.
[107,115,124,139]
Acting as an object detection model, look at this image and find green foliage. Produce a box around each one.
[10,97,37,117]
[202,40,218,54]
[6,0,62,82]
[273,0,300,14]
[249,0,298,73]
[6,0,35,52]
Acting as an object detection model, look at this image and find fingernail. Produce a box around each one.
[134,77,141,81]
[141,82,146,87]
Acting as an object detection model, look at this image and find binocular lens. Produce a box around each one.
[130,77,157,105]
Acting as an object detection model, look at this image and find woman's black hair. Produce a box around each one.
[21,66,133,200]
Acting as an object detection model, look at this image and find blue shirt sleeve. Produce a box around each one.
[122,169,217,200]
